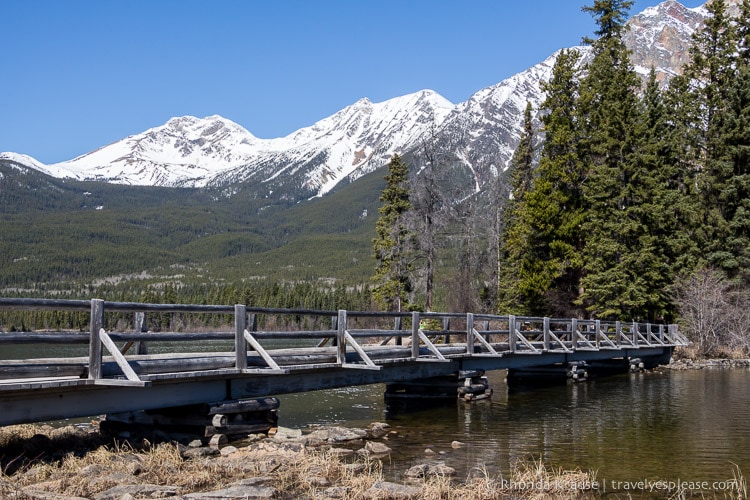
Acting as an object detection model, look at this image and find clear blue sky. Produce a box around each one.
[1,0,705,164]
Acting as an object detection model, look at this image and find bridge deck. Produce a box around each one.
[0,298,688,425]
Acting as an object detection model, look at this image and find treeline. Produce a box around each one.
[0,281,373,332]
[496,0,750,325]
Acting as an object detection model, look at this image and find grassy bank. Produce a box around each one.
[0,424,604,499]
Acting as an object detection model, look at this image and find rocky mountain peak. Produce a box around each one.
[625,0,707,83]
[0,1,717,201]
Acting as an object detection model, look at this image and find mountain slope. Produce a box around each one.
[1,1,710,202]
[0,0,720,291]
[12,90,452,202]
[0,0,712,204]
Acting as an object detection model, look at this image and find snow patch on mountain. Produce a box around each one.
[0,0,714,200]
[625,0,707,82]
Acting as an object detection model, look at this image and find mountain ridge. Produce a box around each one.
[1,0,711,201]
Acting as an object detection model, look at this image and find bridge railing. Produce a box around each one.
[0,298,688,387]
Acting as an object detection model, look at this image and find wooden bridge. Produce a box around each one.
[0,298,689,427]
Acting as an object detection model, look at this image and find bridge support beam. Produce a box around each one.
[384,369,492,403]
[101,397,280,444]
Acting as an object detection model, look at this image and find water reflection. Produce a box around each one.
[275,369,750,486]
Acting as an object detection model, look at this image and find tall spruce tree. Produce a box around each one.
[372,154,413,312]
[631,68,698,321]
[675,0,750,284]
[577,0,658,319]
[687,0,740,276]
[719,58,750,283]
[497,102,536,314]
[723,0,750,283]
[518,49,586,316]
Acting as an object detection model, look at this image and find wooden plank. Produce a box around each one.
[471,327,498,356]
[207,398,280,415]
[94,379,150,387]
[141,369,243,381]
[337,310,346,366]
[0,377,93,391]
[205,423,273,437]
[235,304,247,371]
[0,298,90,311]
[343,331,379,369]
[243,331,282,371]
[99,329,142,383]
[0,332,90,344]
[417,330,447,361]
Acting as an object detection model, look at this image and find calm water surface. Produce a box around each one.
[275,369,750,490]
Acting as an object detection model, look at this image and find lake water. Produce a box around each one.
[275,368,750,496]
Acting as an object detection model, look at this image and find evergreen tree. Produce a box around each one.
[682,0,750,281]
[717,62,750,282]
[520,49,586,316]
[497,101,536,314]
[371,154,413,312]
[577,0,657,319]
[695,0,737,263]
[631,69,698,321]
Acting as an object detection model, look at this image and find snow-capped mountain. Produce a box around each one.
[2,90,453,200]
[48,115,266,187]
[0,0,713,201]
[208,90,454,199]
[433,51,566,191]
[625,0,708,83]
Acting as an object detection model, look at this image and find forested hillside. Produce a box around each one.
[0,160,384,292]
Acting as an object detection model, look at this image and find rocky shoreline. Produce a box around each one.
[0,420,596,500]
[662,357,750,371]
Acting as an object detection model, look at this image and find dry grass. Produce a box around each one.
[1,424,603,499]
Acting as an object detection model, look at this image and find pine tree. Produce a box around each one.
[372,154,413,312]
[577,0,654,319]
[717,62,750,282]
[631,69,698,321]
[681,0,750,282]
[497,102,536,314]
[520,49,586,316]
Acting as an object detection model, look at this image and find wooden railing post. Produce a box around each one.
[508,315,517,353]
[337,310,347,365]
[394,316,402,345]
[88,299,104,380]
[633,321,639,345]
[571,318,578,350]
[235,304,247,371]
[466,313,474,355]
[543,317,551,351]
[595,320,601,349]
[135,311,148,354]
[411,312,420,360]
[668,324,679,344]
[443,317,451,344]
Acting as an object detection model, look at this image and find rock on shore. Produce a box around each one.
[664,358,750,370]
